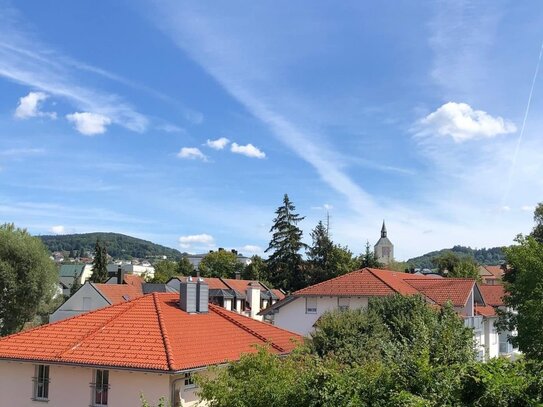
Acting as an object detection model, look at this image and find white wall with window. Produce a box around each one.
[0,361,171,406]
[272,296,369,336]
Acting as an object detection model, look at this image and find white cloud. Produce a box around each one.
[177,147,207,161]
[49,225,66,235]
[230,142,266,159]
[241,244,262,254]
[521,205,535,212]
[14,91,56,119]
[66,112,111,135]
[501,205,511,212]
[206,137,230,150]
[179,233,215,249]
[418,102,516,143]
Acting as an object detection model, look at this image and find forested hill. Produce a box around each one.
[39,232,183,260]
[407,245,505,269]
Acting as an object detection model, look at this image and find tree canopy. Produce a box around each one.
[0,223,58,335]
[432,251,481,281]
[531,202,543,243]
[198,250,244,278]
[265,194,307,291]
[89,239,109,283]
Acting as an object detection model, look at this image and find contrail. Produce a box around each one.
[502,39,543,205]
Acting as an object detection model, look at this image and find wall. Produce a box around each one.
[485,317,500,359]
[0,361,170,407]
[50,283,110,322]
[273,296,369,336]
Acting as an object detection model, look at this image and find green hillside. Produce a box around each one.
[39,232,183,260]
[407,245,505,269]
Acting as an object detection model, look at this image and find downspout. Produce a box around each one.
[170,377,184,407]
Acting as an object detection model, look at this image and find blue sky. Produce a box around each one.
[1,0,542,259]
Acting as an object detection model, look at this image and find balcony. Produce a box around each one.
[464,316,483,330]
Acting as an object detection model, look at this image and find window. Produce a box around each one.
[33,365,50,401]
[91,369,109,406]
[306,297,317,314]
[184,372,196,389]
[338,297,350,311]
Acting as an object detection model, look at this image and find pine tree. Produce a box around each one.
[69,272,82,296]
[90,239,109,283]
[359,241,382,268]
[306,221,334,285]
[265,194,307,291]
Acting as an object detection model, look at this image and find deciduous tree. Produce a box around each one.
[198,250,244,278]
[0,223,57,335]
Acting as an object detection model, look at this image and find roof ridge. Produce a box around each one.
[153,293,176,371]
[209,305,285,353]
[368,269,405,294]
[56,295,143,359]
[294,268,366,295]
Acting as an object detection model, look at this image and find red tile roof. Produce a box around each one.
[205,277,231,290]
[222,278,264,293]
[94,283,143,304]
[293,268,475,307]
[123,274,144,291]
[479,285,506,307]
[475,305,497,317]
[271,289,286,300]
[483,266,504,279]
[0,293,301,372]
[403,278,475,307]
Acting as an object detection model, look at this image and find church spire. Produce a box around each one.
[381,220,387,238]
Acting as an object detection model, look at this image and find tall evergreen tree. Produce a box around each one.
[306,221,334,285]
[265,194,307,291]
[90,239,108,283]
[531,202,543,243]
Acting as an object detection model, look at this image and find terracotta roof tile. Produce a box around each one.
[94,283,143,304]
[483,266,504,279]
[475,305,497,317]
[292,268,474,307]
[222,278,264,293]
[479,284,506,307]
[0,293,301,372]
[124,274,144,291]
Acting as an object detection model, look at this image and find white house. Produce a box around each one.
[107,262,155,279]
[58,264,94,296]
[0,279,301,407]
[261,268,516,361]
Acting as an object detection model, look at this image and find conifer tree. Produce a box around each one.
[265,194,307,291]
[90,239,109,283]
[306,220,334,285]
[359,241,382,268]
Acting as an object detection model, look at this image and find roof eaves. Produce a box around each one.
[258,295,297,315]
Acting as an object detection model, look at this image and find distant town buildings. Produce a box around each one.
[183,248,252,269]
[374,221,394,265]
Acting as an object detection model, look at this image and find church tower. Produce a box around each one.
[374,220,394,265]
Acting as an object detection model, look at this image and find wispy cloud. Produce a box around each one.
[66,112,111,135]
[416,102,516,142]
[14,91,56,119]
[230,142,265,159]
[241,244,262,255]
[0,8,148,132]
[206,137,230,150]
[0,148,46,157]
[49,225,67,235]
[177,147,207,161]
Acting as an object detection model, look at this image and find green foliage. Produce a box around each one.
[459,358,543,407]
[358,240,383,269]
[432,252,481,281]
[40,232,183,260]
[150,260,180,283]
[408,246,505,270]
[242,255,270,282]
[177,256,194,276]
[498,235,543,359]
[265,194,308,291]
[69,272,81,296]
[140,394,169,407]
[198,250,244,278]
[306,221,357,286]
[0,223,58,335]
[90,239,109,283]
[531,202,543,243]
[198,295,480,406]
